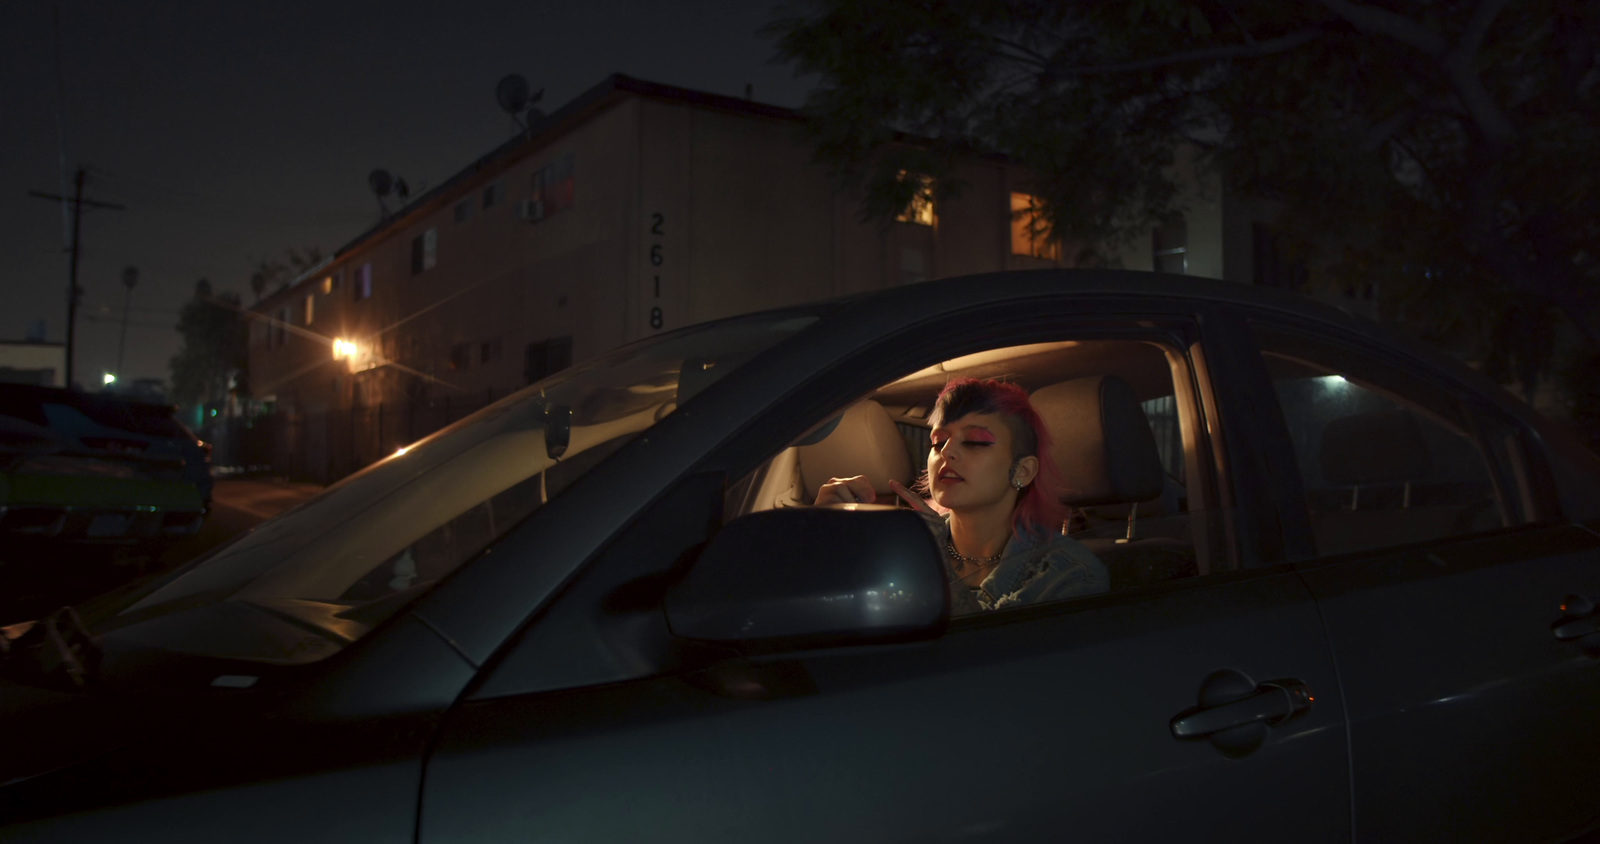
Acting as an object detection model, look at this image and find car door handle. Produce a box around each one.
[1170,679,1313,739]
[1553,594,1600,645]
[1553,615,1600,640]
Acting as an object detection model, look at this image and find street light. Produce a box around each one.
[332,338,359,360]
[103,372,117,386]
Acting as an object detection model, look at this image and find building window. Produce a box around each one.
[1153,215,1187,274]
[483,180,506,210]
[480,338,502,364]
[896,173,936,226]
[524,335,573,384]
[1252,223,1309,292]
[454,199,474,224]
[411,228,437,275]
[324,268,344,295]
[448,342,472,371]
[354,263,373,300]
[321,275,334,295]
[1010,192,1060,261]
[530,152,576,219]
[303,294,314,325]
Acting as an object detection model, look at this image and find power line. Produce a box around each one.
[88,168,370,229]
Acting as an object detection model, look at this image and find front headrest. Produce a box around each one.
[1031,375,1164,507]
[1320,410,1430,485]
[797,400,913,501]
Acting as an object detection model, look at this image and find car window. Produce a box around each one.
[727,332,1236,616]
[90,310,820,664]
[1251,322,1530,558]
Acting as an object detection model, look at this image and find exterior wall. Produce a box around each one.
[0,342,66,386]
[245,80,1251,484]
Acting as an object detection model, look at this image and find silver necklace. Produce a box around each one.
[946,540,1003,573]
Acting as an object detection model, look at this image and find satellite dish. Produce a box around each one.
[496,75,530,115]
[368,169,394,197]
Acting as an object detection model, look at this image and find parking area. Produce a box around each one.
[0,477,321,625]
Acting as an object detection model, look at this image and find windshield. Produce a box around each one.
[95,310,819,665]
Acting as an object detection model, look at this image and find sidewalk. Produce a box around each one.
[212,477,325,522]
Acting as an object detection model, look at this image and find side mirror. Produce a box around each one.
[665,506,947,652]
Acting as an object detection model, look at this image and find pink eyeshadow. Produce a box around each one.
[965,427,997,443]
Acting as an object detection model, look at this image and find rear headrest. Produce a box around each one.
[797,400,914,501]
[1032,375,1164,507]
[1320,410,1430,485]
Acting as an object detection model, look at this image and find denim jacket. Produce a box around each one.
[924,514,1110,614]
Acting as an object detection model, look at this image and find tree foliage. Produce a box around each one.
[249,246,324,303]
[168,278,246,408]
[769,0,1600,386]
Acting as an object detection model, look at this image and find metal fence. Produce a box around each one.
[209,390,503,485]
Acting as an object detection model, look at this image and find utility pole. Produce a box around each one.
[28,167,125,388]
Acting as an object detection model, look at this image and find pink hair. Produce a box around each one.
[927,377,1070,539]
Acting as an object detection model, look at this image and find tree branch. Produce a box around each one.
[1315,0,1446,56]
[1455,0,1511,65]
[1054,28,1325,75]
[1318,0,1515,149]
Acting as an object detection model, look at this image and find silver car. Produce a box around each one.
[3,271,1599,843]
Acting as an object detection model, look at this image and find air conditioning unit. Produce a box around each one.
[515,199,543,222]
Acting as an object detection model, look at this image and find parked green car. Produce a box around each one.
[0,411,205,544]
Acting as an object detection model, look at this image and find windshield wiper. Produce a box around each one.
[0,606,102,689]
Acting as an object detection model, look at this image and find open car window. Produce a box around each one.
[727,331,1238,614]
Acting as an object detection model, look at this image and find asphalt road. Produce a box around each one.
[0,477,322,626]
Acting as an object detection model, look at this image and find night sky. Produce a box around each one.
[2,0,813,388]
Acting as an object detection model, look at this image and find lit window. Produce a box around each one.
[321,276,333,295]
[411,229,437,275]
[896,173,935,226]
[354,263,373,300]
[1010,192,1060,261]
[303,294,314,325]
[274,307,290,348]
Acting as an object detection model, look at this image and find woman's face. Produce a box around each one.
[927,411,1034,514]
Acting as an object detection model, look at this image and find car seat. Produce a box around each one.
[1310,410,1496,556]
[1031,375,1197,590]
[748,400,916,511]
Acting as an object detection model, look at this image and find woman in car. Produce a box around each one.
[817,377,1108,613]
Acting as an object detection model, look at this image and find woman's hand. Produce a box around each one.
[814,475,878,506]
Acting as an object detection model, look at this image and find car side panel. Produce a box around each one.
[421,570,1350,843]
[1298,524,1600,842]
